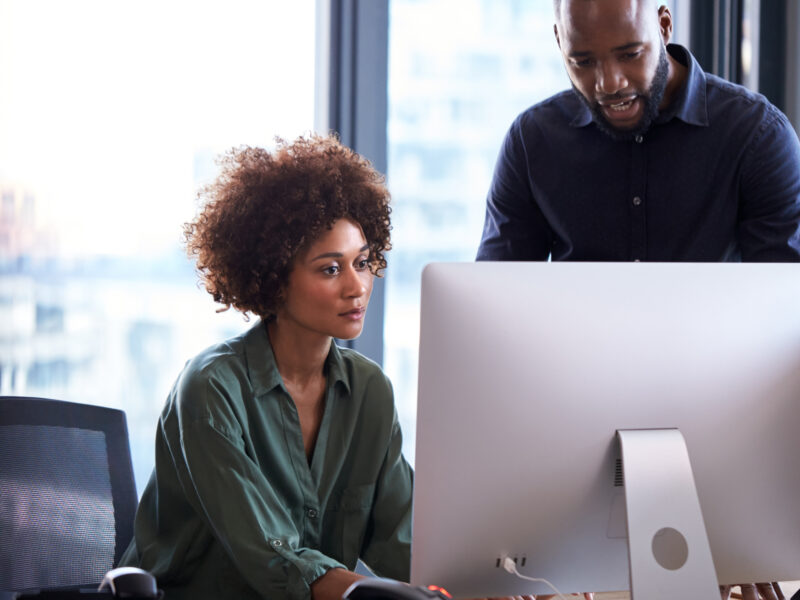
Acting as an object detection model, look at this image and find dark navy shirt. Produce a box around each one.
[477,45,800,262]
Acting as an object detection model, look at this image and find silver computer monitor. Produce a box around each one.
[411,262,800,598]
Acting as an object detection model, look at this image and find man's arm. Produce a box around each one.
[737,108,800,262]
[476,118,552,261]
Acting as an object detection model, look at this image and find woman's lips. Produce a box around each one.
[340,307,366,320]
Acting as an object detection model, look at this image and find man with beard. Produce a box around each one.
[476,0,800,262]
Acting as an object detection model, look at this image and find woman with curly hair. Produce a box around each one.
[120,135,412,600]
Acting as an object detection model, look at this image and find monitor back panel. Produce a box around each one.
[411,262,800,597]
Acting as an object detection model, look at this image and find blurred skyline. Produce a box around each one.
[0,0,315,259]
[0,0,317,492]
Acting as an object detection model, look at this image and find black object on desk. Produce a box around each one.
[2,567,161,600]
[1,589,115,600]
[343,578,452,600]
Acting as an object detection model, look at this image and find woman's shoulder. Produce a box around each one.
[182,333,248,386]
[336,345,389,380]
[170,331,253,419]
[334,347,399,442]
[334,345,394,403]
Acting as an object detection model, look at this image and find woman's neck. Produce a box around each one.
[266,319,331,385]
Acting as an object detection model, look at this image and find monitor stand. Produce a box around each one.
[616,429,720,600]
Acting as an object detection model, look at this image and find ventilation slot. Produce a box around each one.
[614,458,624,487]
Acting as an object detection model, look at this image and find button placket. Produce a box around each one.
[629,136,647,261]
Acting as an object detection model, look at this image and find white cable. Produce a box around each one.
[501,556,570,600]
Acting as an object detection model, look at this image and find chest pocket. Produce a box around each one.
[329,484,375,566]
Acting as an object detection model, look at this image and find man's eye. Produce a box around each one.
[573,59,594,68]
[622,51,641,61]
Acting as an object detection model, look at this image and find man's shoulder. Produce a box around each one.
[704,72,783,123]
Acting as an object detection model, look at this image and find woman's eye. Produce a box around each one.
[356,258,370,270]
[323,265,340,276]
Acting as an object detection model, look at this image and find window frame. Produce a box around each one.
[316,0,389,365]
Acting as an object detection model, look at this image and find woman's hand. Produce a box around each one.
[472,595,536,600]
[310,568,366,600]
[533,594,593,600]
[720,583,785,600]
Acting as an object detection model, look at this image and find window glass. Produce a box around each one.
[385,0,569,463]
[0,0,316,493]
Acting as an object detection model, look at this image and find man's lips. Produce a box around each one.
[598,94,638,111]
[597,95,642,125]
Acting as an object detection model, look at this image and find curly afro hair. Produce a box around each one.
[184,134,392,318]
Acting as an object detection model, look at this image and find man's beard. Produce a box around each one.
[574,44,670,142]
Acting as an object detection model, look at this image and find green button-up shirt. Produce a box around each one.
[120,321,413,600]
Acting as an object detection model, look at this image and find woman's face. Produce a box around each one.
[277,218,374,341]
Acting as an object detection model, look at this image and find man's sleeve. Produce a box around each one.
[169,370,346,600]
[359,407,413,582]
[476,117,552,261]
[737,107,800,261]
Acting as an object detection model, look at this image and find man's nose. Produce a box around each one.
[595,61,628,96]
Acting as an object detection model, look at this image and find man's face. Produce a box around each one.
[555,0,671,140]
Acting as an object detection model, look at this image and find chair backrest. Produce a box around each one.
[0,396,138,592]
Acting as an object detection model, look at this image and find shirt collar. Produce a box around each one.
[569,43,708,129]
[570,95,593,128]
[243,320,351,397]
[324,341,351,394]
[657,44,708,126]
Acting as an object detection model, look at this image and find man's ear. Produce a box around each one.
[657,5,673,44]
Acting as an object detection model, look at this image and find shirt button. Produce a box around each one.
[307,508,318,518]
[635,135,644,143]
[271,539,282,547]
[632,196,642,206]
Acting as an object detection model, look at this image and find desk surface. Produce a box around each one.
[595,581,800,600]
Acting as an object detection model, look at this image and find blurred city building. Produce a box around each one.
[0,0,315,492]
[384,0,570,463]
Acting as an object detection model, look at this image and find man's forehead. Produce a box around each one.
[555,0,656,18]
[556,0,658,50]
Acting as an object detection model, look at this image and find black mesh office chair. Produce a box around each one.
[0,396,138,593]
